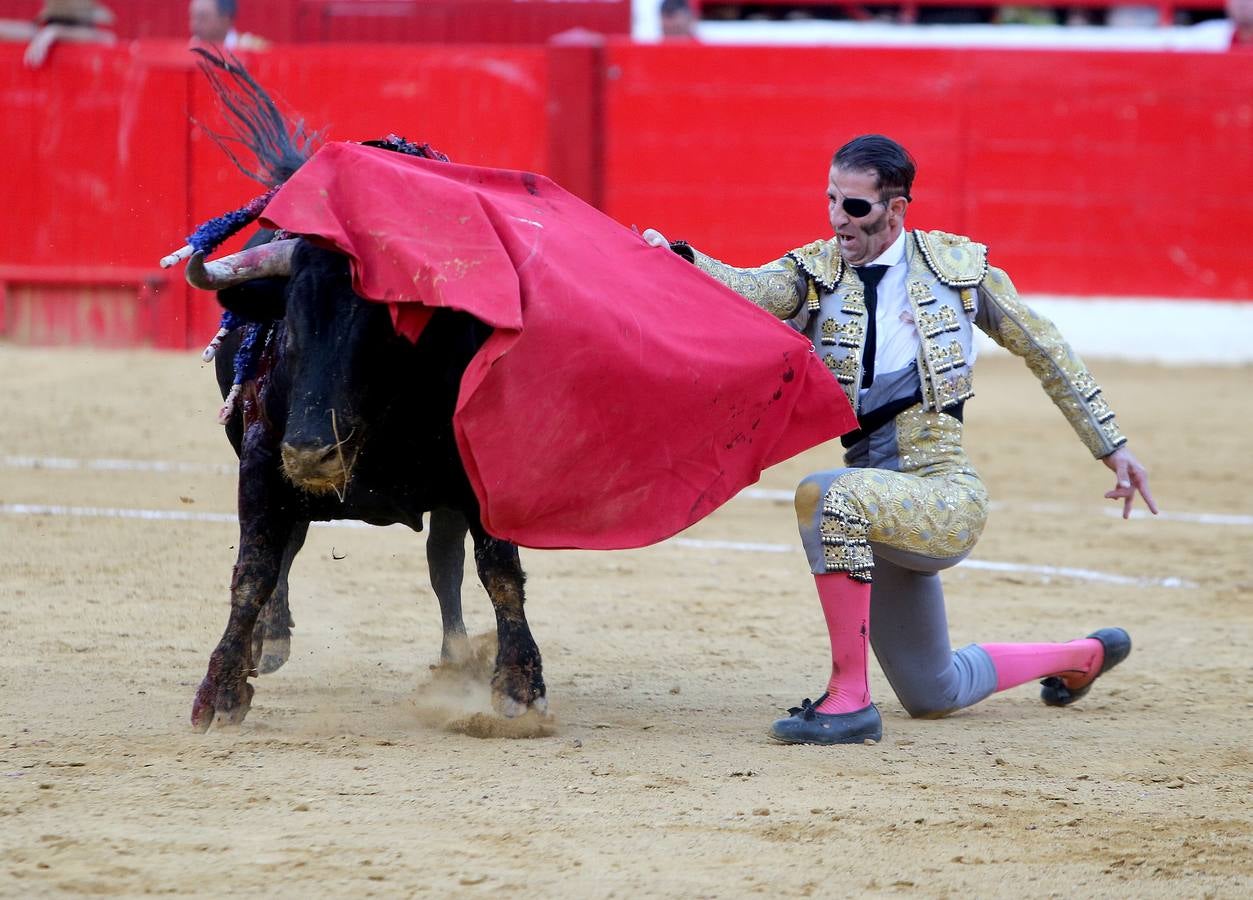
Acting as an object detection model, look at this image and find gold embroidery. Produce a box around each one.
[916,307,959,338]
[913,230,989,288]
[820,410,988,578]
[688,248,805,320]
[820,489,873,582]
[948,340,966,370]
[977,265,1127,458]
[927,339,954,374]
[908,280,937,306]
[841,289,865,316]
[789,238,844,292]
[838,319,863,349]
[821,318,839,345]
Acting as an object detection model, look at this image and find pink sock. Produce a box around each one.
[812,573,873,714]
[981,640,1105,693]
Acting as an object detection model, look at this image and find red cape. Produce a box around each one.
[261,142,854,549]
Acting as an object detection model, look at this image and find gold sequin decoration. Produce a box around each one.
[960,287,976,313]
[927,339,954,374]
[913,230,989,288]
[841,289,865,316]
[820,408,988,579]
[948,340,966,370]
[908,280,937,306]
[838,319,864,349]
[820,489,874,582]
[821,318,839,345]
[917,306,959,338]
[689,249,806,320]
[789,238,844,292]
[976,265,1127,458]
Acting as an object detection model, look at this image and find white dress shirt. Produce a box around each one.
[858,229,914,386]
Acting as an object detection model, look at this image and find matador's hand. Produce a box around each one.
[1101,446,1158,519]
[640,228,670,248]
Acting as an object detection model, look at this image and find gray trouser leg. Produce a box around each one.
[868,553,998,719]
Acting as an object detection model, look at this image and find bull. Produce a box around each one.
[186,235,547,731]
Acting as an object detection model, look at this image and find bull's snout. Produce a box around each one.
[280,441,353,496]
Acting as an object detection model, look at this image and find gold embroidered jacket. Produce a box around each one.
[681,230,1126,459]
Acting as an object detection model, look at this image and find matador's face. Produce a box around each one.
[827,165,906,267]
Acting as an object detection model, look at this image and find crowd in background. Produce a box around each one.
[1,0,265,67]
[3,0,1249,67]
[689,0,1231,27]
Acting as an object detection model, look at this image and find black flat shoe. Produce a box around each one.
[769,694,882,745]
[1040,627,1132,707]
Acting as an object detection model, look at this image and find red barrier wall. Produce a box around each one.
[1,41,1249,348]
[183,44,557,341]
[602,44,1253,299]
[0,0,628,42]
[0,43,561,346]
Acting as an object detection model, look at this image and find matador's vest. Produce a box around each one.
[789,230,986,416]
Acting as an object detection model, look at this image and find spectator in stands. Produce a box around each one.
[660,0,697,39]
[1192,0,1252,46]
[1233,0,1253,44]
[188,0,267,50]
[0,1,115,68]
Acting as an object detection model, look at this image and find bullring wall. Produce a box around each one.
[1,41,1248,348]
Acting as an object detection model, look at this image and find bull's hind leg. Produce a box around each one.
[468,524,546,717]
[251,521,308,675]
[427,507,471,665]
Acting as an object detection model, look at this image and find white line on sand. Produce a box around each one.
[2,455,236,476]
[6,457,1249,527]
[738,488,1253,527]
[3,503,1194,589]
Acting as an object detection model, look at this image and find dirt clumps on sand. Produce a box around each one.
[412,632,556,739]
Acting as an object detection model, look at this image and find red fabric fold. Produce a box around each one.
[261,142,855,549]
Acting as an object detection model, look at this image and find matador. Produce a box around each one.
[644,134,1157,745]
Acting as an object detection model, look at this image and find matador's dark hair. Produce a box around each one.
[833,134,915,202]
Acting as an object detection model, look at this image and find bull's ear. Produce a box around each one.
[217,276,288,322]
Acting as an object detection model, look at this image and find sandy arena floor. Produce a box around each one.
[0,345,1249,898]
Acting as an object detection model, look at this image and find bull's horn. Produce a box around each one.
[159,244,194,268]
[185,238,299,290]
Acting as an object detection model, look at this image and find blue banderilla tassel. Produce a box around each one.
[187,188,278,255]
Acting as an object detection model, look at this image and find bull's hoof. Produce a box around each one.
[490,674,547,719]
[256,636,291,675]
[491,693,548,719]
[190,673,255,733]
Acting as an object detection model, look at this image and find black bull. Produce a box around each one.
[189,237,547,731]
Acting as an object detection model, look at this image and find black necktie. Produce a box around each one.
[853,264,889,388]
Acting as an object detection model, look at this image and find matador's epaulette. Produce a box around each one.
[788,238,844,293]
[913,230,989,288]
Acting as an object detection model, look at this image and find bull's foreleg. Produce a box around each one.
[469,525,545,717]
[192,435,295,732]
[427,507,470,665]
[251,521,308,675]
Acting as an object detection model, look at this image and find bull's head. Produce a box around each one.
[190,239,403,498]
